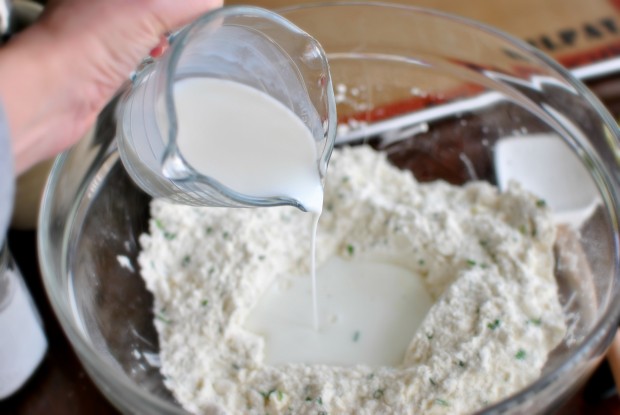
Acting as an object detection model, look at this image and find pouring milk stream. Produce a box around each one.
[173,77,324,329]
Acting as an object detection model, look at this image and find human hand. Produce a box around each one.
[0,0,223,174]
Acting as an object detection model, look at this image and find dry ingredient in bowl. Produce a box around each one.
[139,145,566,415]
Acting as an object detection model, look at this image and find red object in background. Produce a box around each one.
[149,37,169,58]
[557,42,620,68]
[609,0,620,11]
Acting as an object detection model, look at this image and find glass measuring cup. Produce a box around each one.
[116,6,336,210]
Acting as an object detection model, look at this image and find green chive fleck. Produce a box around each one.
[458,360,466,368]
[373,389,384,399]
[201,299,209,307]
[418,259,425,266]
[466,259,477,267]
[529,317,542,326]
[347,244,355,255]
[536,199,546,208]
[436,399,450,407]
[342,176,350,183]
[164,232,176,240]
[277,390,283,401]
[518,224,527,235]
[206,226,213,234]
[487,319,501,330]
[429,378,437,386]
[223,231,229,239]
[155,219,165,230]
[258,255,266,261]
[353,330,361,342]
[304,396,323,405]
[515,349,527,360]
[260,389,277,401]
[155,311,171,324]
[182,255,191,267]
[426,333,434,340]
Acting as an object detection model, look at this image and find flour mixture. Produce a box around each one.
[138,145,566,414]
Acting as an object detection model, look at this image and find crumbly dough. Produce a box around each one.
[139,146,566,415]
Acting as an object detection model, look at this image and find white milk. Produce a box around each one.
[245,257,433,367]
[174,77,324,213]
[310,213,320,330]
[174,77,325,328]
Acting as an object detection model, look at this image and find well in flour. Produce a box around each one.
[139,145,566,415]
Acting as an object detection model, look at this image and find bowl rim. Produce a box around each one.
[38,2,620,414]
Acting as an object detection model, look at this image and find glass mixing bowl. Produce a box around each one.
[38,3,620,414]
